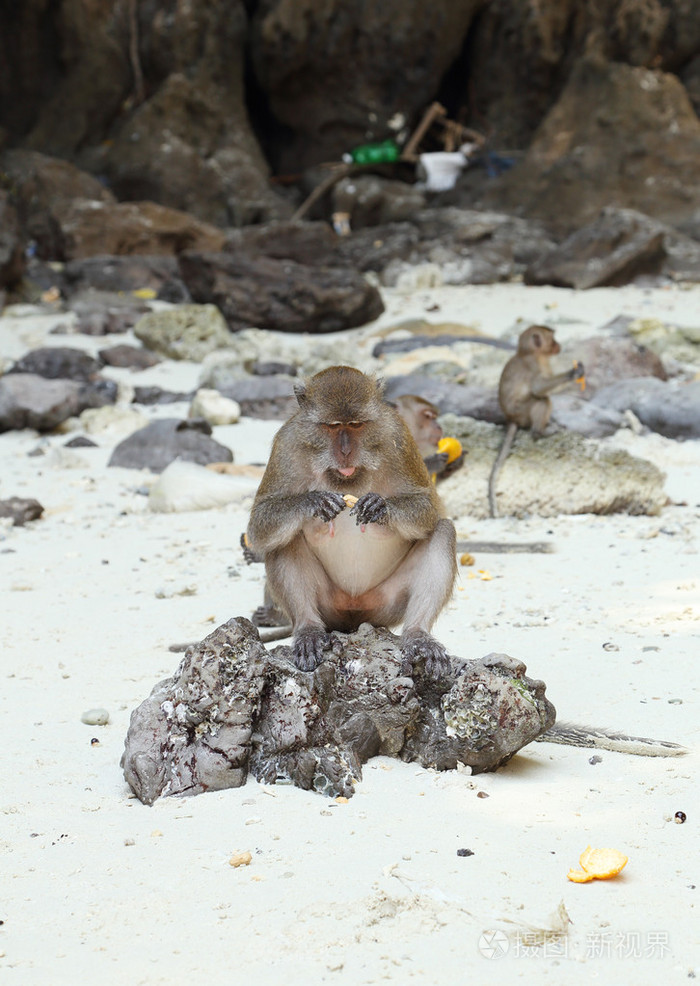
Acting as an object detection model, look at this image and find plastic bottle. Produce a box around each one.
[345,139,400,165]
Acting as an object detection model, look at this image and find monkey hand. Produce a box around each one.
[423,451,450,476]
[306,491,347,522]
[349,492,389,526]
[569,360,585,379]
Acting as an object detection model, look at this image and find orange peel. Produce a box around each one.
[567,845,628,882]
[437,437,462,464]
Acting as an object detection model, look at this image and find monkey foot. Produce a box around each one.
[293,628,335,671]
[251,604,288,628]
[400,629,451,679]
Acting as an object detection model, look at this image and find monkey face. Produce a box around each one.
[322,420,367,478]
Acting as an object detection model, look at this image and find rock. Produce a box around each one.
[0,374,117,433]
[0,190,25,288]
[200,374,297,420]
[81,708,110,726]
[98,344,162,371]
[188,389,241,426]
[332,175,427,229]
[334,223,421,273]
[8,346,103,381]
[0,497,44,526]
[562,336,667,393]
[132,304,233,361]
[549,394,624,439]
[107,418,233,472]
[62,255,186,299]
[437,416,667,518]
[64,436,98,448]
[121,619,555,805]
[57,200,226,261]
[132,386,194,406]
[77,405,148,439]
[0,150,115,259]
[591,378,700,439]
[486,57,700,235]
[178,251,385,333]
[100,31,290,226]
[224,221,340,266]
[148,461,257,513]
[525,208,667,289]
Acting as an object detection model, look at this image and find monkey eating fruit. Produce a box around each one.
[393,394,464,478]
[246,366,457,675]
[488,325,584,518]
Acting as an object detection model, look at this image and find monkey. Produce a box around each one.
[245,365,457,676]
[392,394,464,478]
[488,325,584,518]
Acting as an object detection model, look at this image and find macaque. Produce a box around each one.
[246,366,457,675]
[392,394,463,478]
[488,325,584,518]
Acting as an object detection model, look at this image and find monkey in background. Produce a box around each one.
[488,325,584,518]
[392,394,464,478]
[246,366,457,675]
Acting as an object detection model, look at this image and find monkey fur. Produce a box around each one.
[488,325,583,518]
[246,366,457,675]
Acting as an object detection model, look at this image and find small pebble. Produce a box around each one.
[90,737,100,746]
[602,642,620,652]
[589,755,603,765]
[675,811,687,824]
[81,708,110,726]
[457,848,474,857]
[229,850,252,868]
[476,791,489,799]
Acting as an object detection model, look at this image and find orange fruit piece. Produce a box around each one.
[437,437,462,464]
[579,845,628,878]
[567,868,595,883]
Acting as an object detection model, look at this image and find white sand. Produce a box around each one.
[1,283,698,984]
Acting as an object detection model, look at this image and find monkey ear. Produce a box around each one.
[293,382,308,406]
[374,376,386,397]
[531,332,542,348]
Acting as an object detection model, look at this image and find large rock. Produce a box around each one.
[485,56,700,234]
[0,373,117,433]
[58,200,226,261]
[525,208,667,289]
[437,416,667,519]
[107,418,233,472]
[133,305,233,361]
[591,378,700,439]
[8,347,103,382]
[179,251,385,333]
[121,619,555,805]
[1,150,115,260]
[249,0,486,171]
[98,5,288,226]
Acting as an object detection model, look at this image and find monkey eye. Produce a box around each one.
[324,421,365,431]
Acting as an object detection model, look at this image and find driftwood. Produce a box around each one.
[122,618,555,805]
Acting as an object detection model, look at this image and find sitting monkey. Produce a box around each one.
[246,366,457,675]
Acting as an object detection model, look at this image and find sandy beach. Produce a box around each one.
[1,281,698,984]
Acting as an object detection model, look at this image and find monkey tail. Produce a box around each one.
[488,422,518,518]
[537,721,687,757]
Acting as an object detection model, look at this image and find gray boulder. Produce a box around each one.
[121,619,555,805]
[0,374,117,433]
[107,418,233,472]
